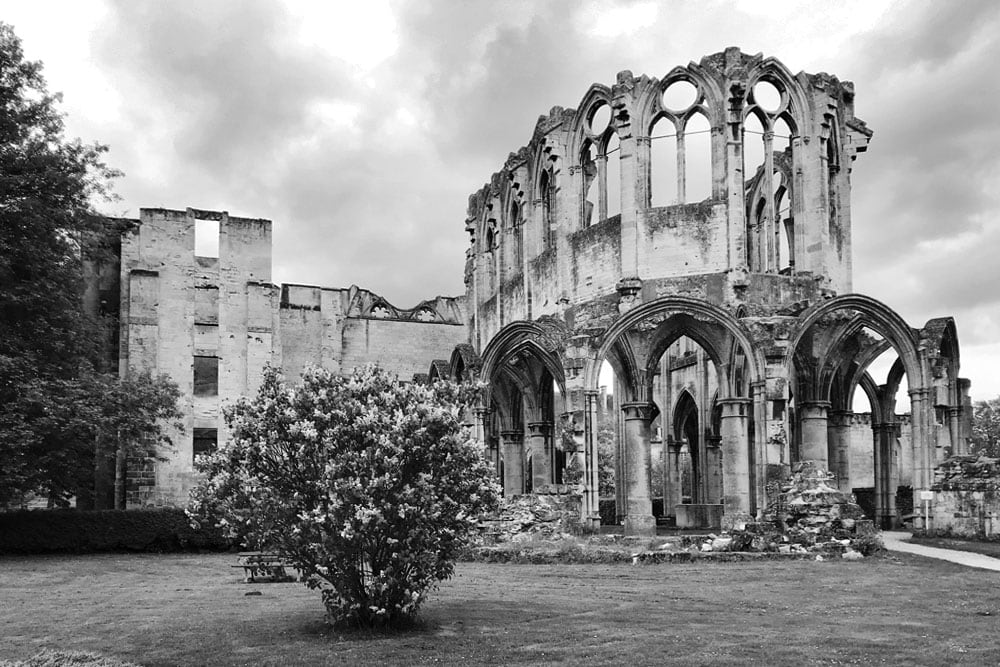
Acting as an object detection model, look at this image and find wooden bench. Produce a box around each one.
[232,552,296,583]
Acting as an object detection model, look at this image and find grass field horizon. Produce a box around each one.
[2,552,999,666]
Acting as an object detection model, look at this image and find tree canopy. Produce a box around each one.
[971,397,1000,458]
[0,23,179,508]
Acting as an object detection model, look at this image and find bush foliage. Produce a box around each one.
[189,365,501,627]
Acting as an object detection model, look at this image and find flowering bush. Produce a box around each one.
[188,365,500,628]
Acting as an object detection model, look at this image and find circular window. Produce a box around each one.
[752,80,782,113]
[589,103,612,135]
[662,80,698,112]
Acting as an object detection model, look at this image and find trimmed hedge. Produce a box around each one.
[0,508,235,554]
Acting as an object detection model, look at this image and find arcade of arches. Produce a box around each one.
[431,49,971,535]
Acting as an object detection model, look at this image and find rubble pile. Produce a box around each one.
[764,460,872,544]
[478,492,582,544]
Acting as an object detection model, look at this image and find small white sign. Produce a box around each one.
[919,490,934,501]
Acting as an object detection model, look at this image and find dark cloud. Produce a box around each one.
[847,0,1000,351]
[65,0,999,394]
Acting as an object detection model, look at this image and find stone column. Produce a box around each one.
[948,406,963,456]
[621,402,656,535]
[798,400,831,467]
[666,440,683,516]
[909,387,933,530]
[584,391,600,530]
[527,421,552,491]
[705,435,723,504]
[500,429,525,498]
[873,422,898,530]
[828,410,853,492]
[719,398,752,526]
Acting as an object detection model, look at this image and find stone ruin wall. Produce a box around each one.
[108,207,467,507]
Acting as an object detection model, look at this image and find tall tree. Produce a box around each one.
[0,23,179,508]
[971,397,1000,458]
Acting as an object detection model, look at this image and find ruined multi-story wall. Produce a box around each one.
[111,208,466,507]
[450,48,971,534]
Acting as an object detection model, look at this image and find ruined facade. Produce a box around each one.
[103,208,465,506]
[441,48,971,533]
[104,49,971,531]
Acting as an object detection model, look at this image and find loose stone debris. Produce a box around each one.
[474,463,882,563]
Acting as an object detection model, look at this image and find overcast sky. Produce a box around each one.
[5,0,1000,400]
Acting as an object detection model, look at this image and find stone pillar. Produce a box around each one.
[621,402,656,535]
[828,410,853,492]
[705,435,723,504]
[798,401,830,467]
[527,421,552,491]
[500,429,525,498]
[719,398,752,526]
[666,440,683,517]
[909,387,933,530]
[948,406,963,456]
[873,422,898,530]
[584,391,600,530]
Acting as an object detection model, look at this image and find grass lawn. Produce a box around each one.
[1,552,999,666]
[908,535,1000,560]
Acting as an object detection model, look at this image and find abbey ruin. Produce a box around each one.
[95,48,971,534]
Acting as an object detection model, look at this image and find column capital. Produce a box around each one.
[799,400,832,411]
[718,397,752,418]
[621,401,656,421]
[527,421,553,436]
[908,387,931,399]
[500,429,524,443]
[829,410,854,425]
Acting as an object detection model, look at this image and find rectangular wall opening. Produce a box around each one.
[193,428,218,460]
[195,219,220,258]
[193,355,219,396]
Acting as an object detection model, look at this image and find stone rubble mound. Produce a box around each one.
[765,460,869,542]
[478,492,582,544]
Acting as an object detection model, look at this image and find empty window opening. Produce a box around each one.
[650,117,678,207]
[508,199,522,272]
[582,142,599,227]
[662,80,698,112]
[195,219,220,258]
[193,355,219,396]
[752,80,782,113]
[605,133,622,219]
[589,103,612,135]
[684,112,712,203]
[193,428,218,459]
[540,170,555,248]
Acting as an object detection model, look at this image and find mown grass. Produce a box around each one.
[1,552,999,666]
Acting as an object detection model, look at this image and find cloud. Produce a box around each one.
[848,0,1000,354]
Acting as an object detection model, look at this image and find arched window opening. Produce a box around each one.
[604,132,621,219]
[773,117,794,274]
[684,112,712,203]
[649,116,678,207]
[752,80,782,113]
[663,80,698,112]
[827,128,840,235]
[582,142,598,228]
[539,169,554,249]
[508,199,522,275]
[484,222,498,294]
[590,103,612,135]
